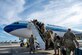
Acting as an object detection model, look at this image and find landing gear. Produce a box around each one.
[20,40,24,47]
[19,37,24,47]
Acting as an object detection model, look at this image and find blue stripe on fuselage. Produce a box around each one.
[4,23,27,33]
[46,25,81,34]
[46,26,67,32]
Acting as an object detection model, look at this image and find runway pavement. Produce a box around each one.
[0,43,54,55]
[0,42,82,55]
[0,47,54,55]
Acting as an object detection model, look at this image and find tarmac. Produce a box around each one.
[0,43,54,55]
[0,42,82,55]
[0,47,54,55]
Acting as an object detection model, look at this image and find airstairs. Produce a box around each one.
[27,21,54,50]
[28,22,45,50]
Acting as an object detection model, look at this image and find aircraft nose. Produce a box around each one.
[4,23,28,33]
[4,25,11,33]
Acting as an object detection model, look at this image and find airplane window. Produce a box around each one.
[13,22,19,24]
[12,21,27,24]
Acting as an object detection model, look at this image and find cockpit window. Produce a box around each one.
[12,21,28,25]
[13,22,19,24]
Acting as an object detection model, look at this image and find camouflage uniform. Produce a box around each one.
[63,30,78,55]
[63,31,76,51]
[29,35,35,53]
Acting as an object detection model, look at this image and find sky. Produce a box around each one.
[0,0,82,41]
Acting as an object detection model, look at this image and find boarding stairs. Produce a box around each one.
[28,21,54,50]
[28,22,45,50]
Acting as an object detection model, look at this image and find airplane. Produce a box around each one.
[4,20,82,50]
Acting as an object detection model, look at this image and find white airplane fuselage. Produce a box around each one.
[4,21,81,38]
